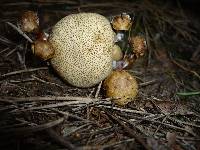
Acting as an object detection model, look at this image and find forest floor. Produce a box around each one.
[0,0,200,150]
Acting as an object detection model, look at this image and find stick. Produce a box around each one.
[51,108,90,122]
[5,47,17,57]
[10,97,101,113]
[95,81,102,98]
[6,22,33,43]
[2,95,102,102]
[31,75,63,88]
[0,117,64,135]
[96,105,150,115]
[170,57,200,80]
[153,115,168,135]
[137,118,197,137]
[139,79,157,87]
[0,67,48,78]
[46,128,75,150]
[105,111,151,150]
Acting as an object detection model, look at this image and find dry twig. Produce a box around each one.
[95,81,102,98]
[170,57,200,80]
[0,67,48,78]
[6,22,33,43]
[0,117,64,135]
[105,110,151,150]
[46,128,75,150]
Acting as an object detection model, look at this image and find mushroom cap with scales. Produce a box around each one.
[49,13,115,87]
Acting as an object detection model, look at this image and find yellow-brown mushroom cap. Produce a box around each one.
[32,39,55,61]
[130,36,147,58]
[20,11,39,33]
[49,13,115,87]
[104,70,138,106]
[111,13,132,31]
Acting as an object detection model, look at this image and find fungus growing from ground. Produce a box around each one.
[32,39,55,61]
[104,70,138,106]
[49,13,115,87]
[130,35,147,58]
[20,11,39,33]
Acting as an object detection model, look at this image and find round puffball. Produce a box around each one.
[104,70,138,106]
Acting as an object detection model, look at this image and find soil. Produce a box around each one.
[0,0,200,150]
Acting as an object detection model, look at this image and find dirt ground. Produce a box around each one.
[0,0,200,150]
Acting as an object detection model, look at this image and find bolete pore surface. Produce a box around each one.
[49,13,115,87]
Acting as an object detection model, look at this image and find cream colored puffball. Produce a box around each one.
[49,13,115,87]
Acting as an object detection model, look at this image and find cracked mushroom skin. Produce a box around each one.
[49,13,115,87]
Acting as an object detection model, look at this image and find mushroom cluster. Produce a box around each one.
[18,11,146,106]
[19,11,55,61]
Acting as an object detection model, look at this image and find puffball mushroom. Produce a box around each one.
[49,13,115,88]
[104,70,138,106]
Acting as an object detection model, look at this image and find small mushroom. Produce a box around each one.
[32,39,55,61]
[49,13,115,87]
[112,44,123,61]
[130,36,147,58]
[104,70,138,106]
[20,11,39,33]
[111,13,133,31]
